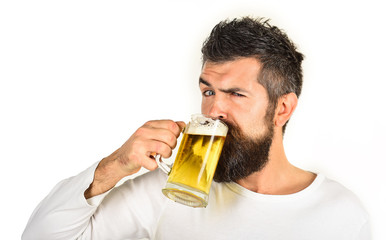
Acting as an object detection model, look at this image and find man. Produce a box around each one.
[22,17,370,239]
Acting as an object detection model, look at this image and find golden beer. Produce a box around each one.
[161,114,228,208]
[167,133,226,194]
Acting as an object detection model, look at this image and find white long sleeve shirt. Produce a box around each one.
[22,162,371,239]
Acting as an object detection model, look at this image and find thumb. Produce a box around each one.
[175,121,186,133]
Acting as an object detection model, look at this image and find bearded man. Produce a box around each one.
[23,17,370,240]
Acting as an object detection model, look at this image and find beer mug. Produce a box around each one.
[156,114,228,208]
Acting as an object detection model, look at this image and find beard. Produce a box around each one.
[213,116,275,183]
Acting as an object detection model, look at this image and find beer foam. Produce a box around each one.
[185,114,228,136]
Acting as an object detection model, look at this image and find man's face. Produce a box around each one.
[199,58,275,182]
[200,57,271,141]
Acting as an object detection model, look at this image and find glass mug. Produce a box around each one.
[156,114,228,208]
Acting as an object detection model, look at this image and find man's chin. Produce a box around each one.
[213,126,273,183]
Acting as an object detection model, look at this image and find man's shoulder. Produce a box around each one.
[316,175,368,217]
[319,175,360,200]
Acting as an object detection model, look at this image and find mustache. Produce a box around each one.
[222,121,249,144]
[221,120,242,136]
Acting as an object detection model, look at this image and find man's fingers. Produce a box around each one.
[135,126,178,149]
[143,120,184,137]
[141,156,159,171]
[151,128,179,149]
[119,119,185,173]
[146,140,173,159]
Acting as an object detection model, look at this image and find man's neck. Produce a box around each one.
[236,135,316,195]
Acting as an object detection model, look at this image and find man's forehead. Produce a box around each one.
[199,58,263,87]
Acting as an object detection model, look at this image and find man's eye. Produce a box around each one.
[203,90,215,96]
[232,92,244,97]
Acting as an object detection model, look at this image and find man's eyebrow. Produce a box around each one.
[219,87,245,94]
[199,78,211,87]
[199,77,249,94]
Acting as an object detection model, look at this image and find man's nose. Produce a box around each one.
[208,99,227,120]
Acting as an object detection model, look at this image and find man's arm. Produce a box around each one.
[22,119,185,240]
[84,120,185,198]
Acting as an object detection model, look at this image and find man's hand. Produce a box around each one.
[84,120,186,199]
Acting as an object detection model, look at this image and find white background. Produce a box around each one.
[1,0,385,239]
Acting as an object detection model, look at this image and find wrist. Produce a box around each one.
[84,153,125,199]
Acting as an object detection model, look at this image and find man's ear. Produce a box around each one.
[274,92,298,127]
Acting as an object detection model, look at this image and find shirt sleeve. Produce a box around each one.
[78,168,169,239]
[357,220,372,240]
[21,162,107,240]
[22,162,168,240]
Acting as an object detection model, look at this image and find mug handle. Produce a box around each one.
[155,154,172,174]
[153,125,185,174]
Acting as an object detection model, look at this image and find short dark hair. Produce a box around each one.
[201,17,304,132]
